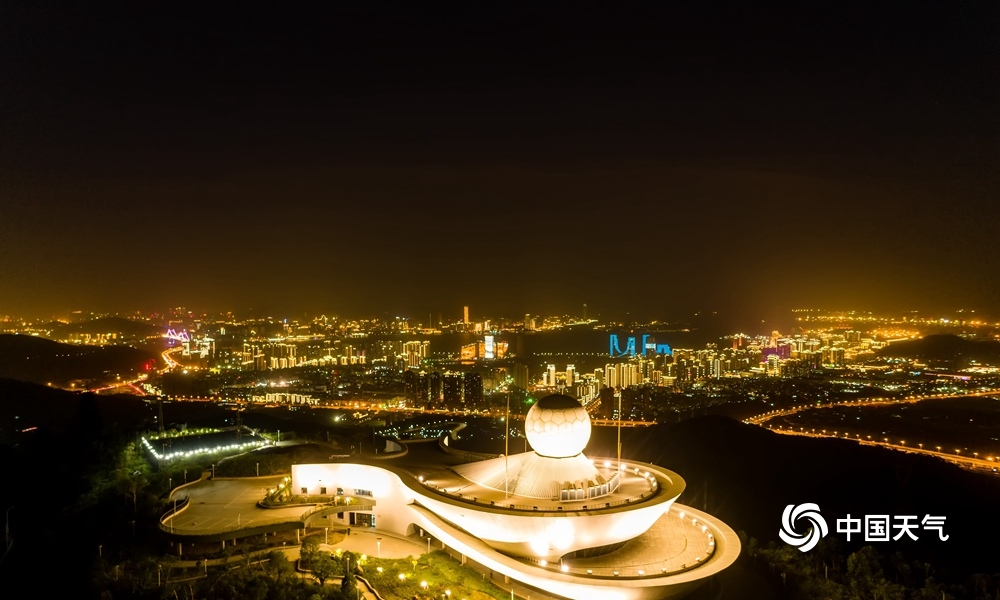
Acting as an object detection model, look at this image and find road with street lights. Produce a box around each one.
[746,390,1000,475]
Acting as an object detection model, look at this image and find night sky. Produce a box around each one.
[2,3,998,322]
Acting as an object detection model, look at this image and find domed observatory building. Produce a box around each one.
[289,394,739,599]
[454,395,617,501]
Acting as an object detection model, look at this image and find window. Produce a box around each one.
[301,487,307,494]
[320,486,327,495]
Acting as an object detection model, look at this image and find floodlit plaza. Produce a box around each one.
[163,395,740,599]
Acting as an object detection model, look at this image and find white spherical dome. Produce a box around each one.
[524,395,591,458]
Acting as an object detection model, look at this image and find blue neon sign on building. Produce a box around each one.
[610,334,672,357]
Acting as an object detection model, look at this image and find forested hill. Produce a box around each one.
[0,333,156,386]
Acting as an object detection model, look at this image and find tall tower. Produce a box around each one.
[464,306,470,325]
[582,303,588,320]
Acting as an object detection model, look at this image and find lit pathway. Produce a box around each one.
[745,390,1000,426]
[563,509,712,576]
[746,390,1000,474]
[762,429,1000,474]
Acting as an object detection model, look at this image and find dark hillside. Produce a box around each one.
[0,334,156,386]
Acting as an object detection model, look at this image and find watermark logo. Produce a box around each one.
[835,514,949,542]
[780,505,950,552]
[779,503,829,553]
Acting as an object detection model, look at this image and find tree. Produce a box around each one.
[311,552,337,586]
[847,546,904,600]
[266,550,295,584]
[341,571,358,598]
[301,535,321,564]
[115,442,149,514]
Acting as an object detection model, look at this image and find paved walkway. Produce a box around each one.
[315,527,427,559]
[166,476,306,534]
[564,508,712,576]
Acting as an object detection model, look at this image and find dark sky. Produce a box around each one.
[1,2,998,322]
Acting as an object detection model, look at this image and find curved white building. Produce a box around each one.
[289,395,740,599]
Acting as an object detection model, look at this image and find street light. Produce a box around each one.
[377,537,382,558]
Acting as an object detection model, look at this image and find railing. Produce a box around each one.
[160,511,305,537]
[159,496,376,537]
[355,575,387,600]
[355,442,408,460]
[419,459,661,513]
[160,496,191,526]
[299,499,376,521]
[558,471,621,502]
[263,494,376,510]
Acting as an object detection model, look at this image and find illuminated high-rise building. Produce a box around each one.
[464,371,483,406]
[443,372,464,407]
[402,340,429,368]
[623,363,639,388]
[821,347,846,366]
[766,354,781,376]
[565,364,576,385]
[546,363,557,387]
[604,363,619,389]
[464,305,470,325]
